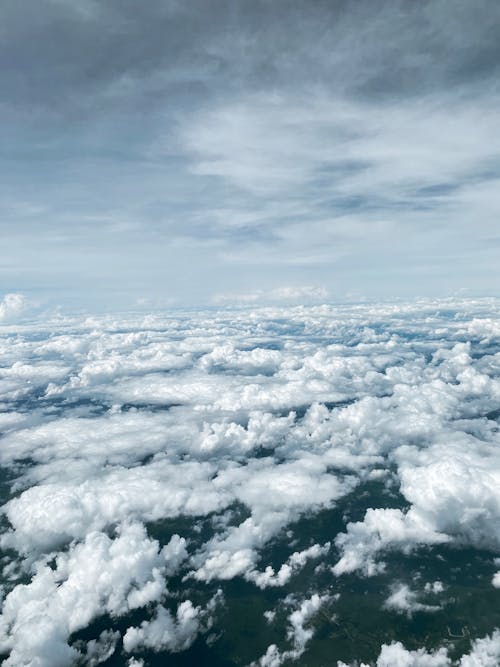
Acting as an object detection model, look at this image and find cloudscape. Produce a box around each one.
[1,2,500,667]
[2,0,500,307]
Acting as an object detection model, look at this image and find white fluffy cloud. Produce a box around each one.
[375,642,451,667]
[249,542,330,589]
[383,584,441,617]
[338,630,500,666]
[123,601,202,654]
[332,508,448,577]
[1,298,500,664]
[0,524,186,667]
[459,630,500,667]
[254,593,330,666]
[0,294,28,322]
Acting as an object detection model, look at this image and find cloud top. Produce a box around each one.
[1,298,500,664]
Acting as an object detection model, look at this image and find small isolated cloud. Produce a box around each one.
[212,285,329,305]
[123,601,202,655]
[253,593,330,666]
[383,584,441,617]
[0,294,28,322]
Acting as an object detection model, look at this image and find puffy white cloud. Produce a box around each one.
[376,642,451,667]
[123,601,201,654]
[78,629,120,667]
[1,458,229,554]
[124,589,223,657]
[254,593,330,666]
[249,542,330,589]
[333,508,448,577]
[424,581,444,594]
[459,630,500,666]
[338,631,500,667]
[0,524,186,666]
[190,461,354,582]
[1,298,500,664]
[383,584,441,617]
[0,294,28,322]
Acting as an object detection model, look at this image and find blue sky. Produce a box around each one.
[1,0,500,309]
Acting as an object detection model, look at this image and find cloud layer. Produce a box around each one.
[1,297,500,665]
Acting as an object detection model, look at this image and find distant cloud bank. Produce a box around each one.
[212,285,329,305]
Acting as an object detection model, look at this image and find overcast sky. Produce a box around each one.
[2,0,500,309]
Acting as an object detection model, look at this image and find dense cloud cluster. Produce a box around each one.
[1,298,500,665]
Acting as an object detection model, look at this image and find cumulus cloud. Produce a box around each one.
[459,630,500,666]
[124,588,223,657]
[383,584,441,617]
[249,542,330,589]
[254,593,330,666]
[0,294,28,322]
[77,630,120,667]
[123,601,202,654]
[189,463,354,582]
[375,642,451,667]
[0,524,186,667]
[1,298,500,664]
[332,508,448,577]
[338,630,500,666]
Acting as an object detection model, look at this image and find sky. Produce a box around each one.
[1,0,500,309]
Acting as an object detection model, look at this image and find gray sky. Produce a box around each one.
[2,0,500,309]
